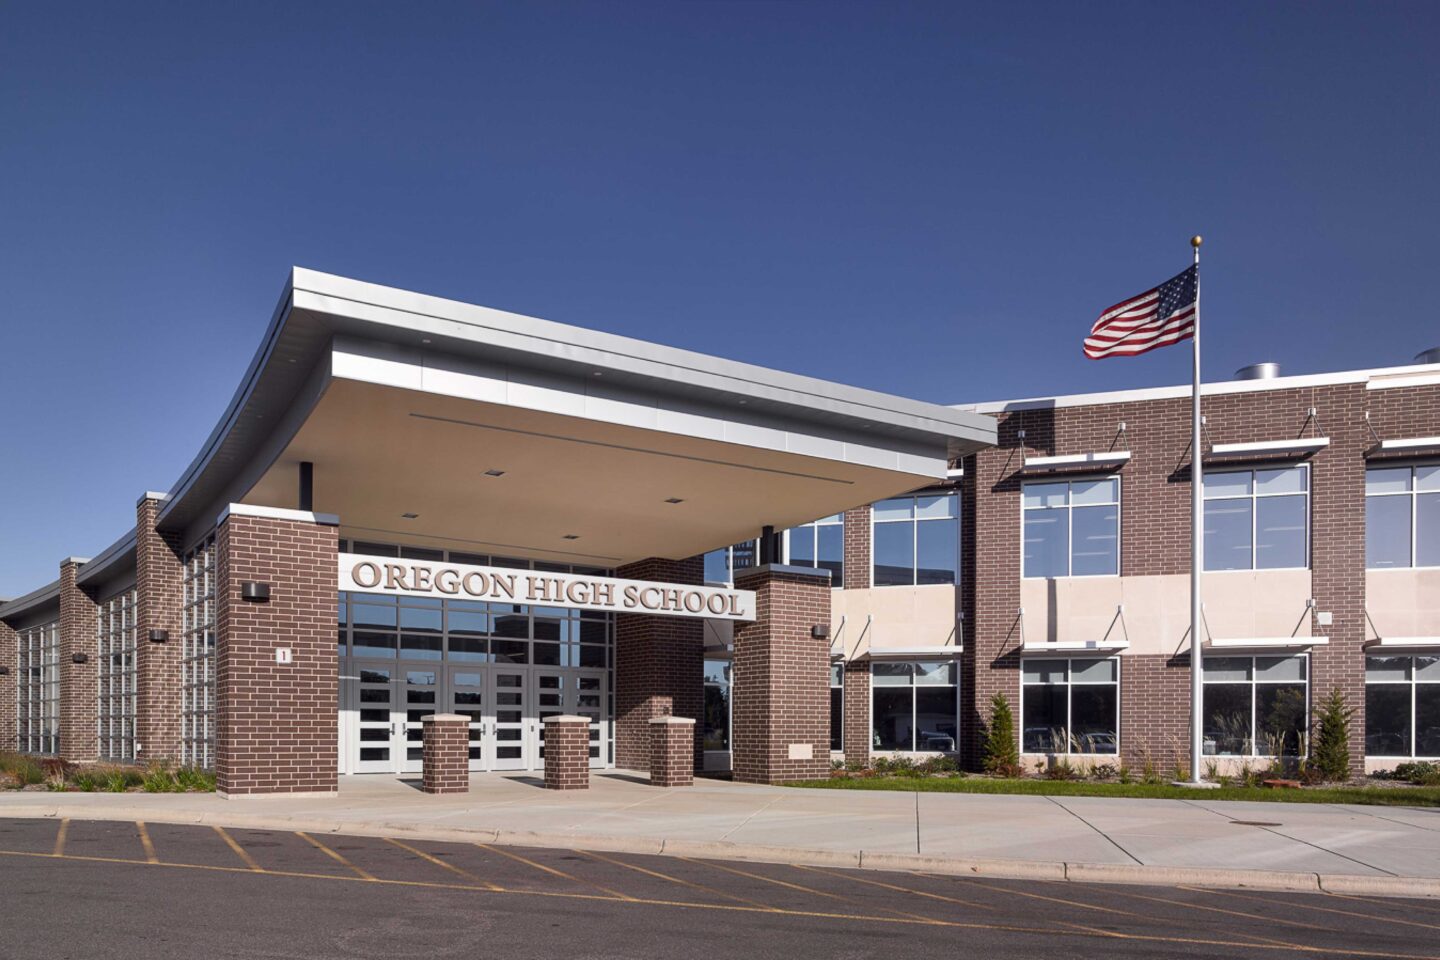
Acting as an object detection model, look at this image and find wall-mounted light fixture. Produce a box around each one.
[0,665,9,675]
[148,629,169,644]
[71,652,89,664]
[241,582,271,602]
[811,625,830,640]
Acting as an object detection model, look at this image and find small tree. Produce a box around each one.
[983,693,1021,777]
[1310,687,1353,782]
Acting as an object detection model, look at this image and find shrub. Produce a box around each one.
[1117,763,1133,785]
[1310,688,1353,783]
[982,693,1021,777]
[71,770,101,792]
[174,766,217,792]
[1393,761,1440,786]
[1044,759,1080,781]
[919,755,960,776]
[142,767,179,793]
[1090,763,1118,781]
[8,757,46,786]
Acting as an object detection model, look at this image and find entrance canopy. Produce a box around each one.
[157,269,995,564]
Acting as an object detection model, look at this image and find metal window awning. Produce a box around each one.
[1021,451,1131,473]
[854,645,964,660]
[1020,639,1129,655]
[1363,636,1440,651]
[1206,437,1329,460]
[1204,636,1329,652]
[1368,436,1440,456]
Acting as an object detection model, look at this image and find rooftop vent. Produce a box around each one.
[1234,362,1281,381]
[1416,347,1440,365]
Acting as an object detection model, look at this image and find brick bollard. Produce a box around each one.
[543,715,592,790]
[421,714,470,795]
[648,716,696,787]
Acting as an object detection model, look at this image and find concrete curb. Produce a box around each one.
[5,803,1440,898]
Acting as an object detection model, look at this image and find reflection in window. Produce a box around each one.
[703,541,758,586]
[830,662,844,752]
[1202,655,1308,757]
[1203,466,1309,571]
[872,495,959,587]
[1365,655,1440,758]
[1366,465,1440,569]
[787,515,844,587]
[1021,658,1119,754]
[870,660,958,752]
[1022,478,1120,578]
[703,660,731,752]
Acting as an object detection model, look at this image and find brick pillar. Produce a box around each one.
[842,505,871,590]
[614,556,705,772]
[648,716,695,786]
[421,714,470,794]
[58,558,100,764]
[842,658,870,766]
[731,564,831,784]
[135,495,184,763]
[543,716,590,790]
[0,620,16,752]
[970,427,1025,769]
[215,505,339,797]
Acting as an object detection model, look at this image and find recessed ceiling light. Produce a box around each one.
[421,338,432,344]
[562,534,580,540]
[592,371,603,377]
[401,512,419,520]
[664,497,685,504]
[484,469,506,478]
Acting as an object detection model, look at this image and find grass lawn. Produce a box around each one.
[789,776,1440,807]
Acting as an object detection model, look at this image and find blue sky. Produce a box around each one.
[2,1,1437,596]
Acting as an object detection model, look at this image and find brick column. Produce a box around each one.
[135,495,184,763]
[614,557,705,772]
[421,714,470,794]
[842,505,871,590]
[0,620,16,752]
[543,715,590,790]
[648,716,695,786]
[731,564,831,784]
[970,427,1025,769]
[215,505,339,797]
[58,558,100,765]
[842,658,870,766]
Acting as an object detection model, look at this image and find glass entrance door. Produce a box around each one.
[488,669,529,770]
[347,662,400,774]
[399,668,439,774]
[446,668,486,771]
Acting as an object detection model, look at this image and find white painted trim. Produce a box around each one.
[1376,437,1440,452]
[1208,438,1330,457]
[217,503,341,526]
[1367,372,1440,391]
[1022,451,1131,470]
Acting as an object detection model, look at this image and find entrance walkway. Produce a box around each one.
[3,773,1439,896]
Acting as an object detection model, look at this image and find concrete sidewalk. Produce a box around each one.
[4,772,1439,897]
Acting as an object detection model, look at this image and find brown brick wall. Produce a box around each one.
[731,566,831,784]
[421,715,470,794]
[648,717,696,787]
[215,510,339,796]
[614,557,705,772]
[58,559,100,765]
[0,620,16,752]
[136,496,184,763]
[542,717,590,790]
[970,435,1023,767]
[842,505,871,590]
[841,657,870,766]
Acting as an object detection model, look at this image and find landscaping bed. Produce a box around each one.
[0,752,216,793]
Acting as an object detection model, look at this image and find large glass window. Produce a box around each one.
[1202,655,1308,756]
[1022,478,1120,578]
[17,620,60,755]
[1021,658,1119,754]
[182,535,216,769]
[1366,465,1440,569]
[1203,466,1309,571]
[97,587,138,761]
[872,494,959,587]
[830,662,844,752]
[1365,655,1440,758]
[787,514,844,587]
[703,660,731,752]
[703,540,758,586]
[870,660,958,752]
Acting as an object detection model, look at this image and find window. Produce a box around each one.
[17,621,60,754]
[1365,655,1440,758]
[97,588,138,761]
[830,662,844,752]
[182,535,216,769]
[1202,655,1308,756]
[1022,478,1120,578]
[1366,465,1440,569]
[870,660,958,752]
[787,514,844,587]
[1021,658,1119,754]
[703,540,758,586]
[703,660,731,752]
[872,494,959,587]
[1203,466,1309,571]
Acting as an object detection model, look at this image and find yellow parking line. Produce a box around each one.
[477,843,636,901]
[1083,881,1317,931]
[926,874,1150,920]
[384,837,502,891]
[213,826,264,872]
[297,831,376,881]
[136,821,158,864]
[576,849,779,911]
[680,857,944,925]
[791,863,995,911]
[53,819,69,857]
[1186,887,1440,933]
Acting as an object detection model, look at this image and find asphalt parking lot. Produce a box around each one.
[2,817,1438,959]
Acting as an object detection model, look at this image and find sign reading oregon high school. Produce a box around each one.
[337,553,756,621]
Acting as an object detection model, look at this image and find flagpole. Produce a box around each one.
[1189,235,1205,784]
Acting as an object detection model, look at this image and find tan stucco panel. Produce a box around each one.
[830,585,959,658]
[1366,570,1440,639]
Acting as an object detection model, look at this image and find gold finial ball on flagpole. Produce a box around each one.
[1191,235,1203,248]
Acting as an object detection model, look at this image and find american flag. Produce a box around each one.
[1084,265,1198,359]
